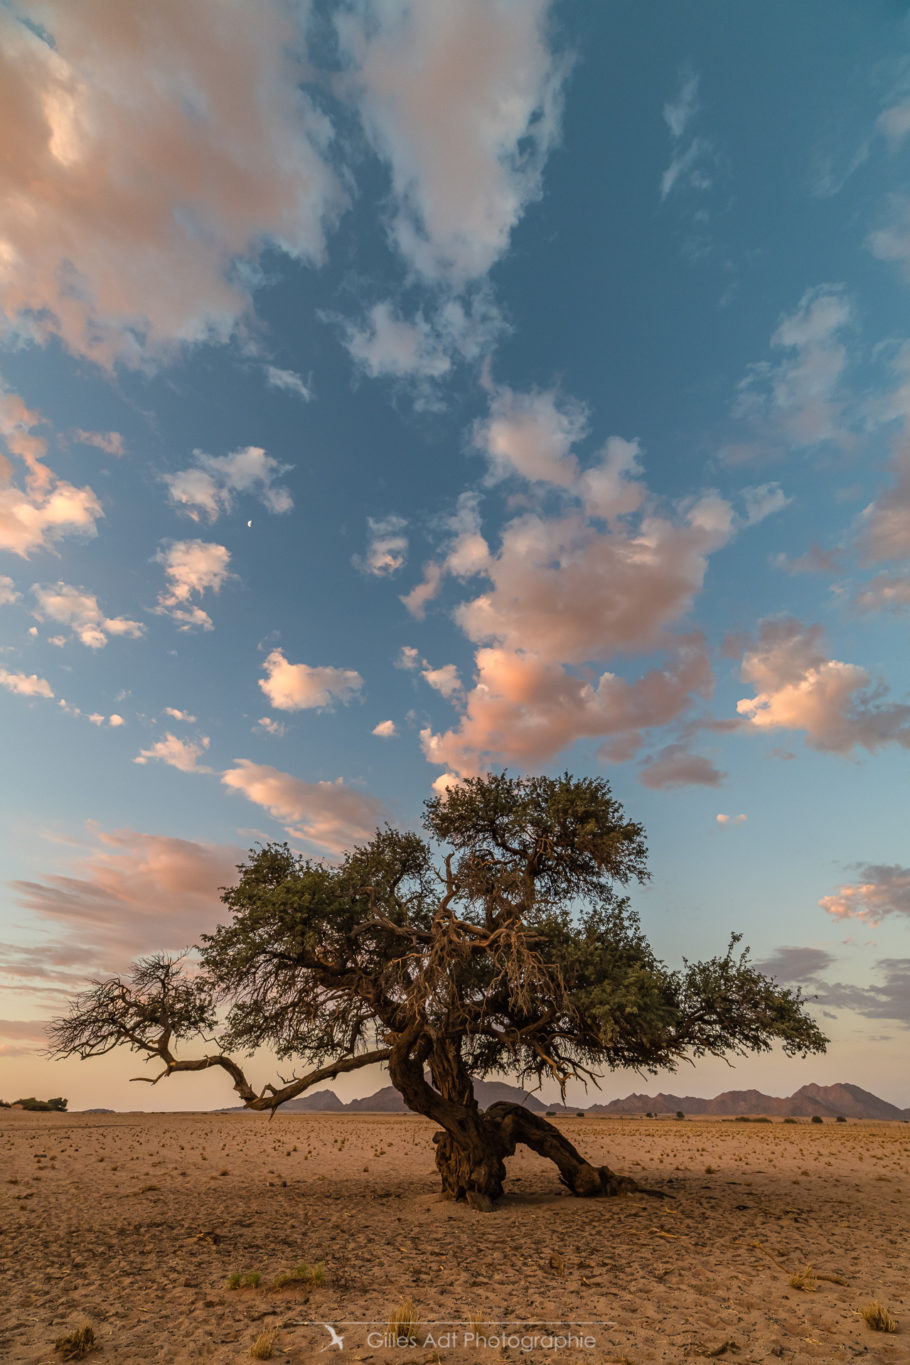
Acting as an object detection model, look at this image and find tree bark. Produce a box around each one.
[484,1102,645,1196]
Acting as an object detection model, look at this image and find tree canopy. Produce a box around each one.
[49,772,826,1208]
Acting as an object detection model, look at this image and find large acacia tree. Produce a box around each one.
[50,773,826,1209]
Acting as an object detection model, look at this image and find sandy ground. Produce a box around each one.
[1,1109,908,1365]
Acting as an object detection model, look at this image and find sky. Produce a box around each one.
[1,0,910,1111]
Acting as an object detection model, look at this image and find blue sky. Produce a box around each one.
[2,0,910,1109]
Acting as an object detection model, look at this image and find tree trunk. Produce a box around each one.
[484,1102,645,1197]
[432,1127,508,1211]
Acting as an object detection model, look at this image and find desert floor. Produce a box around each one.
[0,1110,907,1365]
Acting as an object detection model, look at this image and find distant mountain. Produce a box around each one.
[222,1079,908,1120]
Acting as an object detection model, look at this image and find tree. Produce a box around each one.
[49,772,827,1210]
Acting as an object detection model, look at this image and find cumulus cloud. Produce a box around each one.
[336,0,568,285]
[222,760,386,854]
[30,582,144,648]
[421,640,713,777]
[263,366,312,401]
[737,618,910,753]
[337,294,505,391]
[357,514,408,576]
[0,669,54,699]
[164,446,292,523]
[134,733,211,773]
[0,387,103,556]
[8,826,243,972]
[163,707,196,724]
[372,719,397,737]
[422,664,463,699]
[474,387,588,485]
[730,285,852,453]
[638,743,725,789]
[0,0,342,365]
[259,648,363,712]
[256,716,285,737]
[853,572,910,613]
[396,645,421,670]
[70,429,124,456]
[716,812,747,825]
[153,540,233,631]
[820,864,910,926]
[0,575,19,605]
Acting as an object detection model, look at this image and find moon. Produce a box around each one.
[247,520,253,528]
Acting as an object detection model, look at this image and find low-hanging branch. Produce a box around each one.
[48,772,827,1210]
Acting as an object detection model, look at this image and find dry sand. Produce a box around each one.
[1,1109,908,1364]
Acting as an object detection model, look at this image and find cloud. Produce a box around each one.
[737,618,910,754]
[731,286,852,451]
[878,102,910,148]
[256,716,285,737]
[752,945,835,982]
[774,544,843,575]
[742,482,791,526]
[337,294,505,391]
[357,514,408,577]
[0,0,342,365]
[660,72,713,201]
[420,639,713,777]
[638,743,725,789]
[474,386,588,486]
[153,540,233,631]
[853,572,910,613]
[30,581,144,648]
[70,429,124,456]
[400,562,445,620]
[0,387,103,556]
[263,366,312,401]
[813,958,910,1026]
[164,446,292,523]
[422,664,463,699]
[372,719,397,737]
[859,451,910,564]
[134,733,211,773]
[396,645,421,670]
[820,865,910,926]
[163,707,196,723]
[222,760,386,854]
[340,302,452,381]
[8,826,244,973]
[259,648,363,712]
[867,196,910,280]
[0,1018,50,1054]
[664,71,699,140]
[108,714,125,728]
[0,668,54,699]
[0,575,19,605]
[716,812,747,825]
[336,0,568,284]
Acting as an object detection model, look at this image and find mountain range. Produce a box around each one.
[224,1079,909,1120]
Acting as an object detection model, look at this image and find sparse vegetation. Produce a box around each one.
[250,1328,277,1359]
[10,1096,68,1112]
[789,1263,818,1292]
[272,1260,324,1290]
[54,1322,96,1360]
[860,1300,897,1332]
[387,1297,421,1345]
[811,1115,823,1124]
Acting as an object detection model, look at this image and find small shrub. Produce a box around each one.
[272,1260,324,1290]
[250,1328,276,1359]
[860,1301,897,1333]
[783,1117,797,1124]
[387,1298,421,1346]
[54,1323,97,1360]
[789,1264,818,1292]
[811,1115,823,1124]
[836,1115,847,1123]
[676,1111,685,1120]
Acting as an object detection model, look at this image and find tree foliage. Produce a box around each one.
[49,772,826,1206]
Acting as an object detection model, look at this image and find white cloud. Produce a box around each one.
[163,707,196,724]
[737,618,910,754]
[868,195,910,279]
[732,285,852,450]
[30,582,144,649]
[70,429,124,456]
[0,575,19,605]
[664,72,699,140]
[164,445,292,523]
[396,645,421,670]
[0,668,54,699]
[108,714,125,727]
[716,812,747,825]
[256,716,285,737]
[259,648,363,712]
[263,366,312,401]
[358,515,408,577]
[336,0,568,284]
[878,102,910,148]
[341,302,452,381]
[0,0,342,365]
[474,386,588,485]
[821,864,910,925]
[422,664,462,699]
[134,733,211,773]
[372,719,397,737]
[222,760,386,854]
[153,540,233,631]
[661,137,713,201]
[742,482,791,526]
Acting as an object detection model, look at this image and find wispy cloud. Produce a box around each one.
[153,540,233,631]
[222,760,386,854]
[163,446,292,523]
[30,582,144,649]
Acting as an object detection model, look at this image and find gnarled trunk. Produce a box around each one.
[484,1101,642,1196]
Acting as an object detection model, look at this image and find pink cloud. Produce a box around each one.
[222,760,386,854]
[71,429,124,456]
[134,733,211,773]
[30,581,144,648]
[0,668,54,699]
[0,0,342,365]
[820,864,910,926]
[639,743,725,790]
[737,618,910,754]
[153,539,233,631]
[259,649,363,712]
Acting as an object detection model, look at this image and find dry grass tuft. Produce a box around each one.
[54,1322,97,1360]
[860,1300,897,1333]
[387,1296,421,1344]
[547,1251,566,1276]
[789,1264,818,1292]
[250,1328,277,1359]
[272,1260,324,1290]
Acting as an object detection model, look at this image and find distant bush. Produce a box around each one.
[752,1116,771,1123]
[734,1115,751,1122]
[811,1115,823,1124]
[783,1117,797,1124]
[675,1111,685,1120]
[13,1096,68,1112]
[835,1115,847,1123]
[0,1099,10,1108]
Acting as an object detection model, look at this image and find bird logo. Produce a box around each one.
[320,1324,344,1351]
